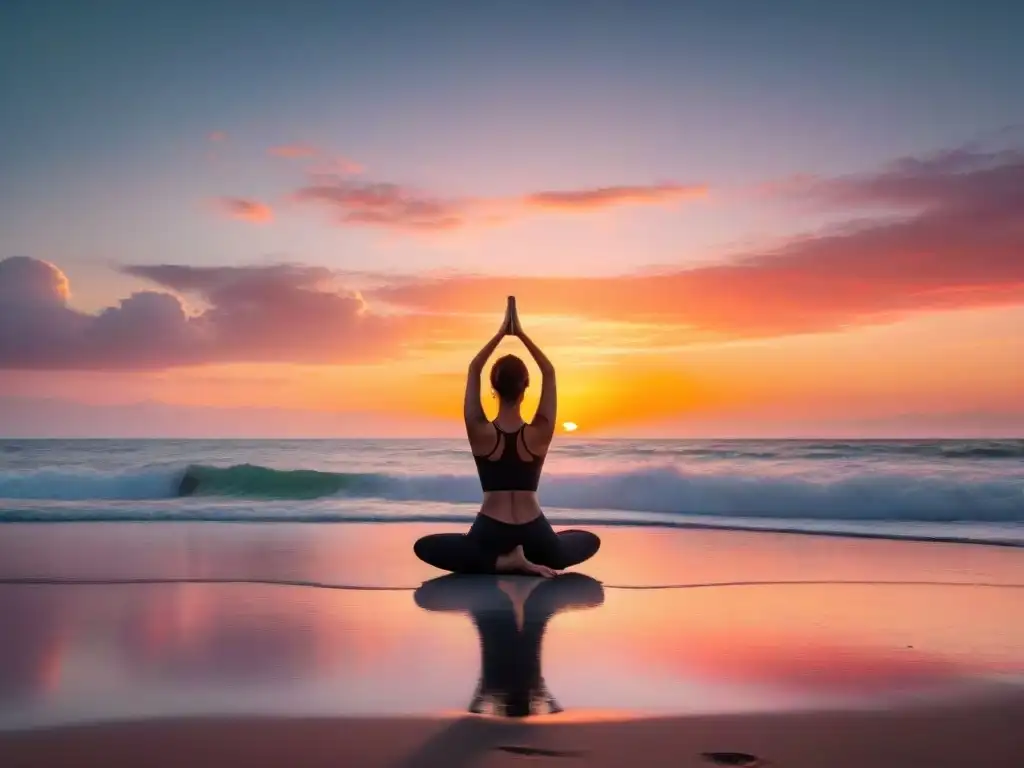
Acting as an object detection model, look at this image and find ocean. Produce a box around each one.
[1,439,1022,546]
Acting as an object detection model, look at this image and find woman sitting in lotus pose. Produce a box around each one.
[414,298,600,577]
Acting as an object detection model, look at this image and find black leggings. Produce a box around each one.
[414,514,601,574]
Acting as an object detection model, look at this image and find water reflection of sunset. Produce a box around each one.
[2,522,1022,728]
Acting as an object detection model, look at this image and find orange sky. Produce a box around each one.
[2,298,1022,437]
[2,130,1024,436]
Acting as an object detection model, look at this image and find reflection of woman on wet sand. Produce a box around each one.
[414,573,604,717]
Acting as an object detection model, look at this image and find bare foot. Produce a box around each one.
[495,546,559,578]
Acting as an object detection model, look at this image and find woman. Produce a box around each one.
[414,297,601,577]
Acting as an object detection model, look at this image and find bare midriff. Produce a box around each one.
[480,490,542,525]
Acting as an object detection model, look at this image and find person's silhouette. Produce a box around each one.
[414,573,604,717]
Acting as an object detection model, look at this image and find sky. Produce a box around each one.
[1,0,1023,437]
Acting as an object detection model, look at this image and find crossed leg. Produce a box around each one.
[414,516,600,575]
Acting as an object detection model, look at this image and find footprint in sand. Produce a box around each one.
[496,745,586,757]
[701,752,766,767]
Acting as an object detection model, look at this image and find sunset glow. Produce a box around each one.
[1,4,1022,437]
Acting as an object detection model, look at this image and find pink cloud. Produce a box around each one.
[328,157,364,175]
[269,144,318,159]
[6,142,1017,373]
[293,177,705,232]
[367,146,1024,334]
[215,197,274,224]
[208,131,227,143]
[0,259,468,370]
[523,183,707,210]
[775,147,1024,211]
[294,181,466,231]
[269,145,363,176]
[307,156,365,176]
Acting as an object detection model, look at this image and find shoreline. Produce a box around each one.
[2,522,1022,587]
[1,516,1020,549]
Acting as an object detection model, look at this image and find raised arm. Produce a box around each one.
[464,329,505,431]
[517,330,556,432]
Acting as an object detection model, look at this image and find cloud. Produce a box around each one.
[0,397,464,438]
[294,181,467,231]
[523,183,707,210]
[6,142,1018,370]
[791,147,1024,212]
[367,146,1024,334]
[269,144,364,174]
[293,177,706,232]
[215,197,274,224]
[269,144,317,159]
[0,258,462,370]
[0,255,70,304]
[208,131,227,143]
[318,156,364,175]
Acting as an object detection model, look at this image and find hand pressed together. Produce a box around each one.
[500,296,523,338]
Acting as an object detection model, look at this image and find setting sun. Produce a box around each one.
[1,3,1021,442]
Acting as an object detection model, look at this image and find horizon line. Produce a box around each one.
[2,434,1021,441]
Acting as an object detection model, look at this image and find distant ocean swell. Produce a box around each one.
[1,462,1022,525]
[626,442,1024,460]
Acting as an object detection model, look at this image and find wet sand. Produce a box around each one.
[4,695,1024,768]
[1,522,1022,766]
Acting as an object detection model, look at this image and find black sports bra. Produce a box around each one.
[473,423,546,492]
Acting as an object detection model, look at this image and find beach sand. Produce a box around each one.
[1,522,1022,766]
